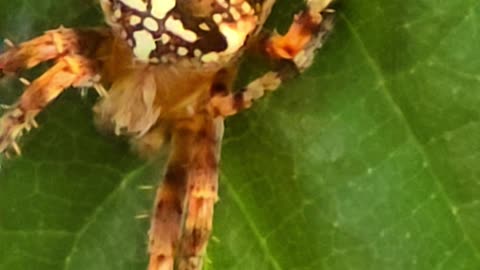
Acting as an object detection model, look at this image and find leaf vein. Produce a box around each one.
[222,173,284,270]
[340,11,480,262]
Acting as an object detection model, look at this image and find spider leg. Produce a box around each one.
[266,0,335,70]
[176,115,223,270]
[148,151,187,270]
[0,27,106,74]
[0,55,100,154]
[148,114,223,270]
[0,28,108,155]
[209,0,335,117]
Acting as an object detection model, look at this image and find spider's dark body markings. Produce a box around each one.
[103,0,259,64]
[0,1,335,269]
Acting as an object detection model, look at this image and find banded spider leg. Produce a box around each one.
[148,114,223,270]
[211,0,335,117]
[0,27,109,155]
[148,1,335,269]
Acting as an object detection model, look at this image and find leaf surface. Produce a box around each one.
[0,1,479,270]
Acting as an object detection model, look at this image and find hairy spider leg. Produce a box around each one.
[0,28,106,74]
[148,113,223,270]
[176,115,223,270]
[0,28,108,154]
[148,146,187,270]
[209,0,335,117]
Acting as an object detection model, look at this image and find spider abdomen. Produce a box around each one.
[101,0,260,65]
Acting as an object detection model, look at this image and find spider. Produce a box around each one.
[0,0,334,269]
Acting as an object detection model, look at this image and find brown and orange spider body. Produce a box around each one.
[0,1,334,269]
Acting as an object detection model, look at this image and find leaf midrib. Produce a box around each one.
[340,11,480,261]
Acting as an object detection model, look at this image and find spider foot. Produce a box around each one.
[0,54,102,157]
[0,106,37,156]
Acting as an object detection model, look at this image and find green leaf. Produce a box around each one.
[1,1,479,270]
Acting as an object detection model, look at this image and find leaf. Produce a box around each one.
[0,1,479,270]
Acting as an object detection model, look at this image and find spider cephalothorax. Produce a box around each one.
[0,1,335,269]
[101,0,259,65]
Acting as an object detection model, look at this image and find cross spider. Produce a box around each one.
[0,0,335,269]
